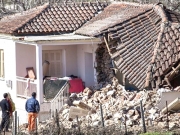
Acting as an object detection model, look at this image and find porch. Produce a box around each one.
[15,34,101,122]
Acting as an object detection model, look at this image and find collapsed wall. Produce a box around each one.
[95,43,115,87]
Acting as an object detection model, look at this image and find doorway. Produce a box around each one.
[85,52,94,87]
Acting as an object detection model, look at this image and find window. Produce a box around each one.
[0,49,4,78]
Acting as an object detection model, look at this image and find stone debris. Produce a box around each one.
[18,76,180,135]
[73,100,96,113]
[161,97,180,114]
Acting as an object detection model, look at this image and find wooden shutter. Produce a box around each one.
[42,50,62,77]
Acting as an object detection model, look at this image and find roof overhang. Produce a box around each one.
[0,33,102,45]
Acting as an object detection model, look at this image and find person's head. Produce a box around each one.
[32,92,36,98]
[7,93,11,100]
[3,93,8,99]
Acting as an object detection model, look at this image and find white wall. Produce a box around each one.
[16,43,36,77]
[0,39,16,102]
[77,44,98,86]
[85,52,94,87]
[42,45,78,77]
[43,44,98,87]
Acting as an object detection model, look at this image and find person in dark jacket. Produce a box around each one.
[25,92,40,133]
[0,93,10,132]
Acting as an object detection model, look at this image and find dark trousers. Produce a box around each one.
[0,112,10,131]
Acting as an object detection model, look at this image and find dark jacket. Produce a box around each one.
[25,97,40,113]
[0,99,10,116]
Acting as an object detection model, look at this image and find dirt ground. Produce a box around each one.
[0,131,12,135]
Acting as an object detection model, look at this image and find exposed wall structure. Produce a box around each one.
[95,43,138,90]
[95,43,114,86]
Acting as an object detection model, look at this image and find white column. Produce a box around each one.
[36,44,43,103]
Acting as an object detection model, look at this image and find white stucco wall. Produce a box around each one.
[0,39,16,103]
[77,44,98,86]
[16,43,36,77]
[42,45,78,77]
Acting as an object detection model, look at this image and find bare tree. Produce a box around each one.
[0,0,179,19]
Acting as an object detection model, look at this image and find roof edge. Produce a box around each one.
[145,3,170,89]
[111,1,154,7]
[12,3,49,34]
[153,3,168,22]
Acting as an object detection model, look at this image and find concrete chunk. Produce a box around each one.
[162,97,180,114]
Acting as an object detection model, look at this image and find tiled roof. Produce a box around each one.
[0,2,108,35]
[165,9,180,23]
[76,2,180,90]
[76,2,153,36]
[0,4,48,35]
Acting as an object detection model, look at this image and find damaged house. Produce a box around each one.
[0,2,108,123]
[0,1,179,124]
[76,2,180,90]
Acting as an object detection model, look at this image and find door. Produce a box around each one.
[85,52,94,87]
[42,50,63,77]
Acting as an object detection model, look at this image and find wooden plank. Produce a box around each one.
[104,36,112,56]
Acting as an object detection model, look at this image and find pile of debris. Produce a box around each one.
[57,81,180,132]
[19,77,180,134]
[57,78,163,130]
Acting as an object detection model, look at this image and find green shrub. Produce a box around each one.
[140,132,173,135]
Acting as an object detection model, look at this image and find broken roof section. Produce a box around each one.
[0,2,108,35]
[76,2,180,90]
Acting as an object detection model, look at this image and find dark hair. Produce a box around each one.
[3,93,8,98]
[32,92,36,98]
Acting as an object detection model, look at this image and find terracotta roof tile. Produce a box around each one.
[76,2,180,90]
[0,2,108,35]
[76,2,154,36]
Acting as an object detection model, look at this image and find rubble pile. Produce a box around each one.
[57,81,180,132]
[17,81,176,133]
[57,78,161,130]
[18,78,180,135]
[19,44,180,134]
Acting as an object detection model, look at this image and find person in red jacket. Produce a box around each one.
[5,93,13,131]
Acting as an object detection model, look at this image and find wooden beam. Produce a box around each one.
[104,36,112,56]
[166,63,180,81]
[164,62,180,89]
